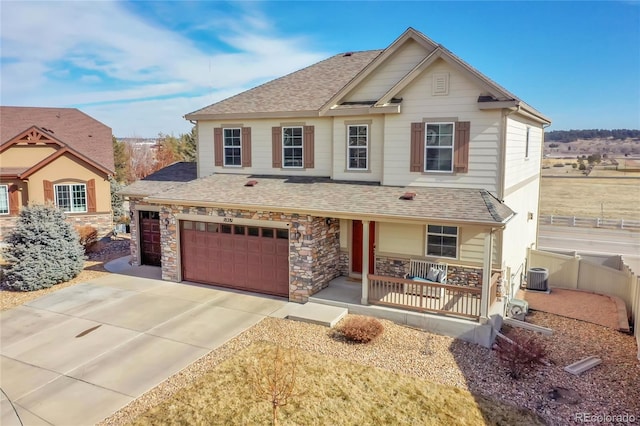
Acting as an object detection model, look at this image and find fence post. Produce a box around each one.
[596,217,600,228]
[621,219,624,230]
[572,216,576,226]
[550,215,554,225]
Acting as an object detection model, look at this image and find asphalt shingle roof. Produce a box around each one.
[140,173,514,225]
[0,106,114,172]
[119,162,198,197]
[186,50,382,117]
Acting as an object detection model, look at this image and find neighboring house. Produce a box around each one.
[121,28,550,345]
[0,107,114,238]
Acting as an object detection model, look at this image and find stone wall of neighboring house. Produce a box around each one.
[132,202,342,302]
[0,212,112,243]
[375,255,484,287]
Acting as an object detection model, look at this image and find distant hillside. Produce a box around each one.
[546,129,640,142]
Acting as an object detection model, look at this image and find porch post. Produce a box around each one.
[480,230,494,320]
[361,219,370,305]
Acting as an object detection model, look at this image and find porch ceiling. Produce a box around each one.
[143,174,515,226]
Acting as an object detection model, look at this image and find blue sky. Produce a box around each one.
[1,1,639,137]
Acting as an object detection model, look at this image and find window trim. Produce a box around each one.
[424,122,455,173]
[54,183,87,213]
[223,127,242,167]
[425,224,459,259]
[0,185,8,215]
[346,124,369,171]
[282,126,304,169]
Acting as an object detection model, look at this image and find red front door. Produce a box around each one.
[352,220,375,274]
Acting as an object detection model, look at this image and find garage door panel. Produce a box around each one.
[181,221,289,297]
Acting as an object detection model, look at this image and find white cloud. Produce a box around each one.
[0,1,328,137]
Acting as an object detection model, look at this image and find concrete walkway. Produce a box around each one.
[0,257,295,426]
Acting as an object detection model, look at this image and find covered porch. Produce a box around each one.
[309,276,502,348]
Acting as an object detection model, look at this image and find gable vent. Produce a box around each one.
[399,192,416,200]
[244,180,258,187]
[432,72,450,96]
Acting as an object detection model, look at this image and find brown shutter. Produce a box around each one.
[87,179,96,212]
[43,180,54,203]
[214,128,223,167]
[9,184,19,215]
[454,121,470,173]
[410,122,425,172]
[304,125,315,169]
[242,127,252,167]
[272,126,282,168]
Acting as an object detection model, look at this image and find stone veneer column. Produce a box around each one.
[128,199,140,266]
[160,206,178,281]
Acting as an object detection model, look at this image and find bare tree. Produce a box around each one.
[247,345,303,426]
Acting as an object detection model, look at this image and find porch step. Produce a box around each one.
[287,302,348,328]
[564,356,602,376]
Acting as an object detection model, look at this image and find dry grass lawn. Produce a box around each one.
[540,177,640,220]
[130,341,543,426]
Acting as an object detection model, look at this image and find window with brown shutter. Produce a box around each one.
[87,179,96,212]
[303,125,314,169]
[272,126,282,168]
[410,122,425,172]
[9,184,19,215]
[214,128,223,166]
[43,180,54,203]
[242,127,252,167]
[453,121,470,173]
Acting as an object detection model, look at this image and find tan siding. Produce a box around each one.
[1,145,59,167]
[197,118,333,176]
[345,40,429,101]
[378,222,423,255]
[27,154,111,211]
[381,59,502,192]
[339,219,348,249]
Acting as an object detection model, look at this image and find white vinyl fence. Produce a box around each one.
[529,249,640,360]
[539,215,640,231]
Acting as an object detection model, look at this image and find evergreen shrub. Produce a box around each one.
[2,204,85,291]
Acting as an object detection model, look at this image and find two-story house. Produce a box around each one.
[121,28,550,346]
[0,107,114,239]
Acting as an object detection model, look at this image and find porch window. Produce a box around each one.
[0,185,8,215]
[54,183,87,213]
[223,128,242,166]
[425,123,454,172]
[347,125,368,170]
[282,126,303,168]
[426,225,458,258]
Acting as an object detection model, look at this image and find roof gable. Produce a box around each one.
[0,107,114,172]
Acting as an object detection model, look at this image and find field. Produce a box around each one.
[540,176,640,220]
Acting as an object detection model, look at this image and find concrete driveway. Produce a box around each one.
[0,261,292,425]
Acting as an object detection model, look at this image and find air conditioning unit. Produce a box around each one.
[526,267,549,292]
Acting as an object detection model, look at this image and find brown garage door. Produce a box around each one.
[180,221,289,297]
[140,211,161,266]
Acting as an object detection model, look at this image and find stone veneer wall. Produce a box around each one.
[128,199,144,266]
[375,255,484,287]
[0,212,112,242]
[338,250,349,276]
[135,203,341,302]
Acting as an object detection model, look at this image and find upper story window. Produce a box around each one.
[525,127,530,159]
[54,183,87,213]
[425,123,454,172]
[0,185,8,215]
[426,225,458,258]
[223,128,242,166]
[283,126,303,168]
[347,125,368,170]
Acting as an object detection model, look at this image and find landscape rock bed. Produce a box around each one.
[100,310,639,426]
